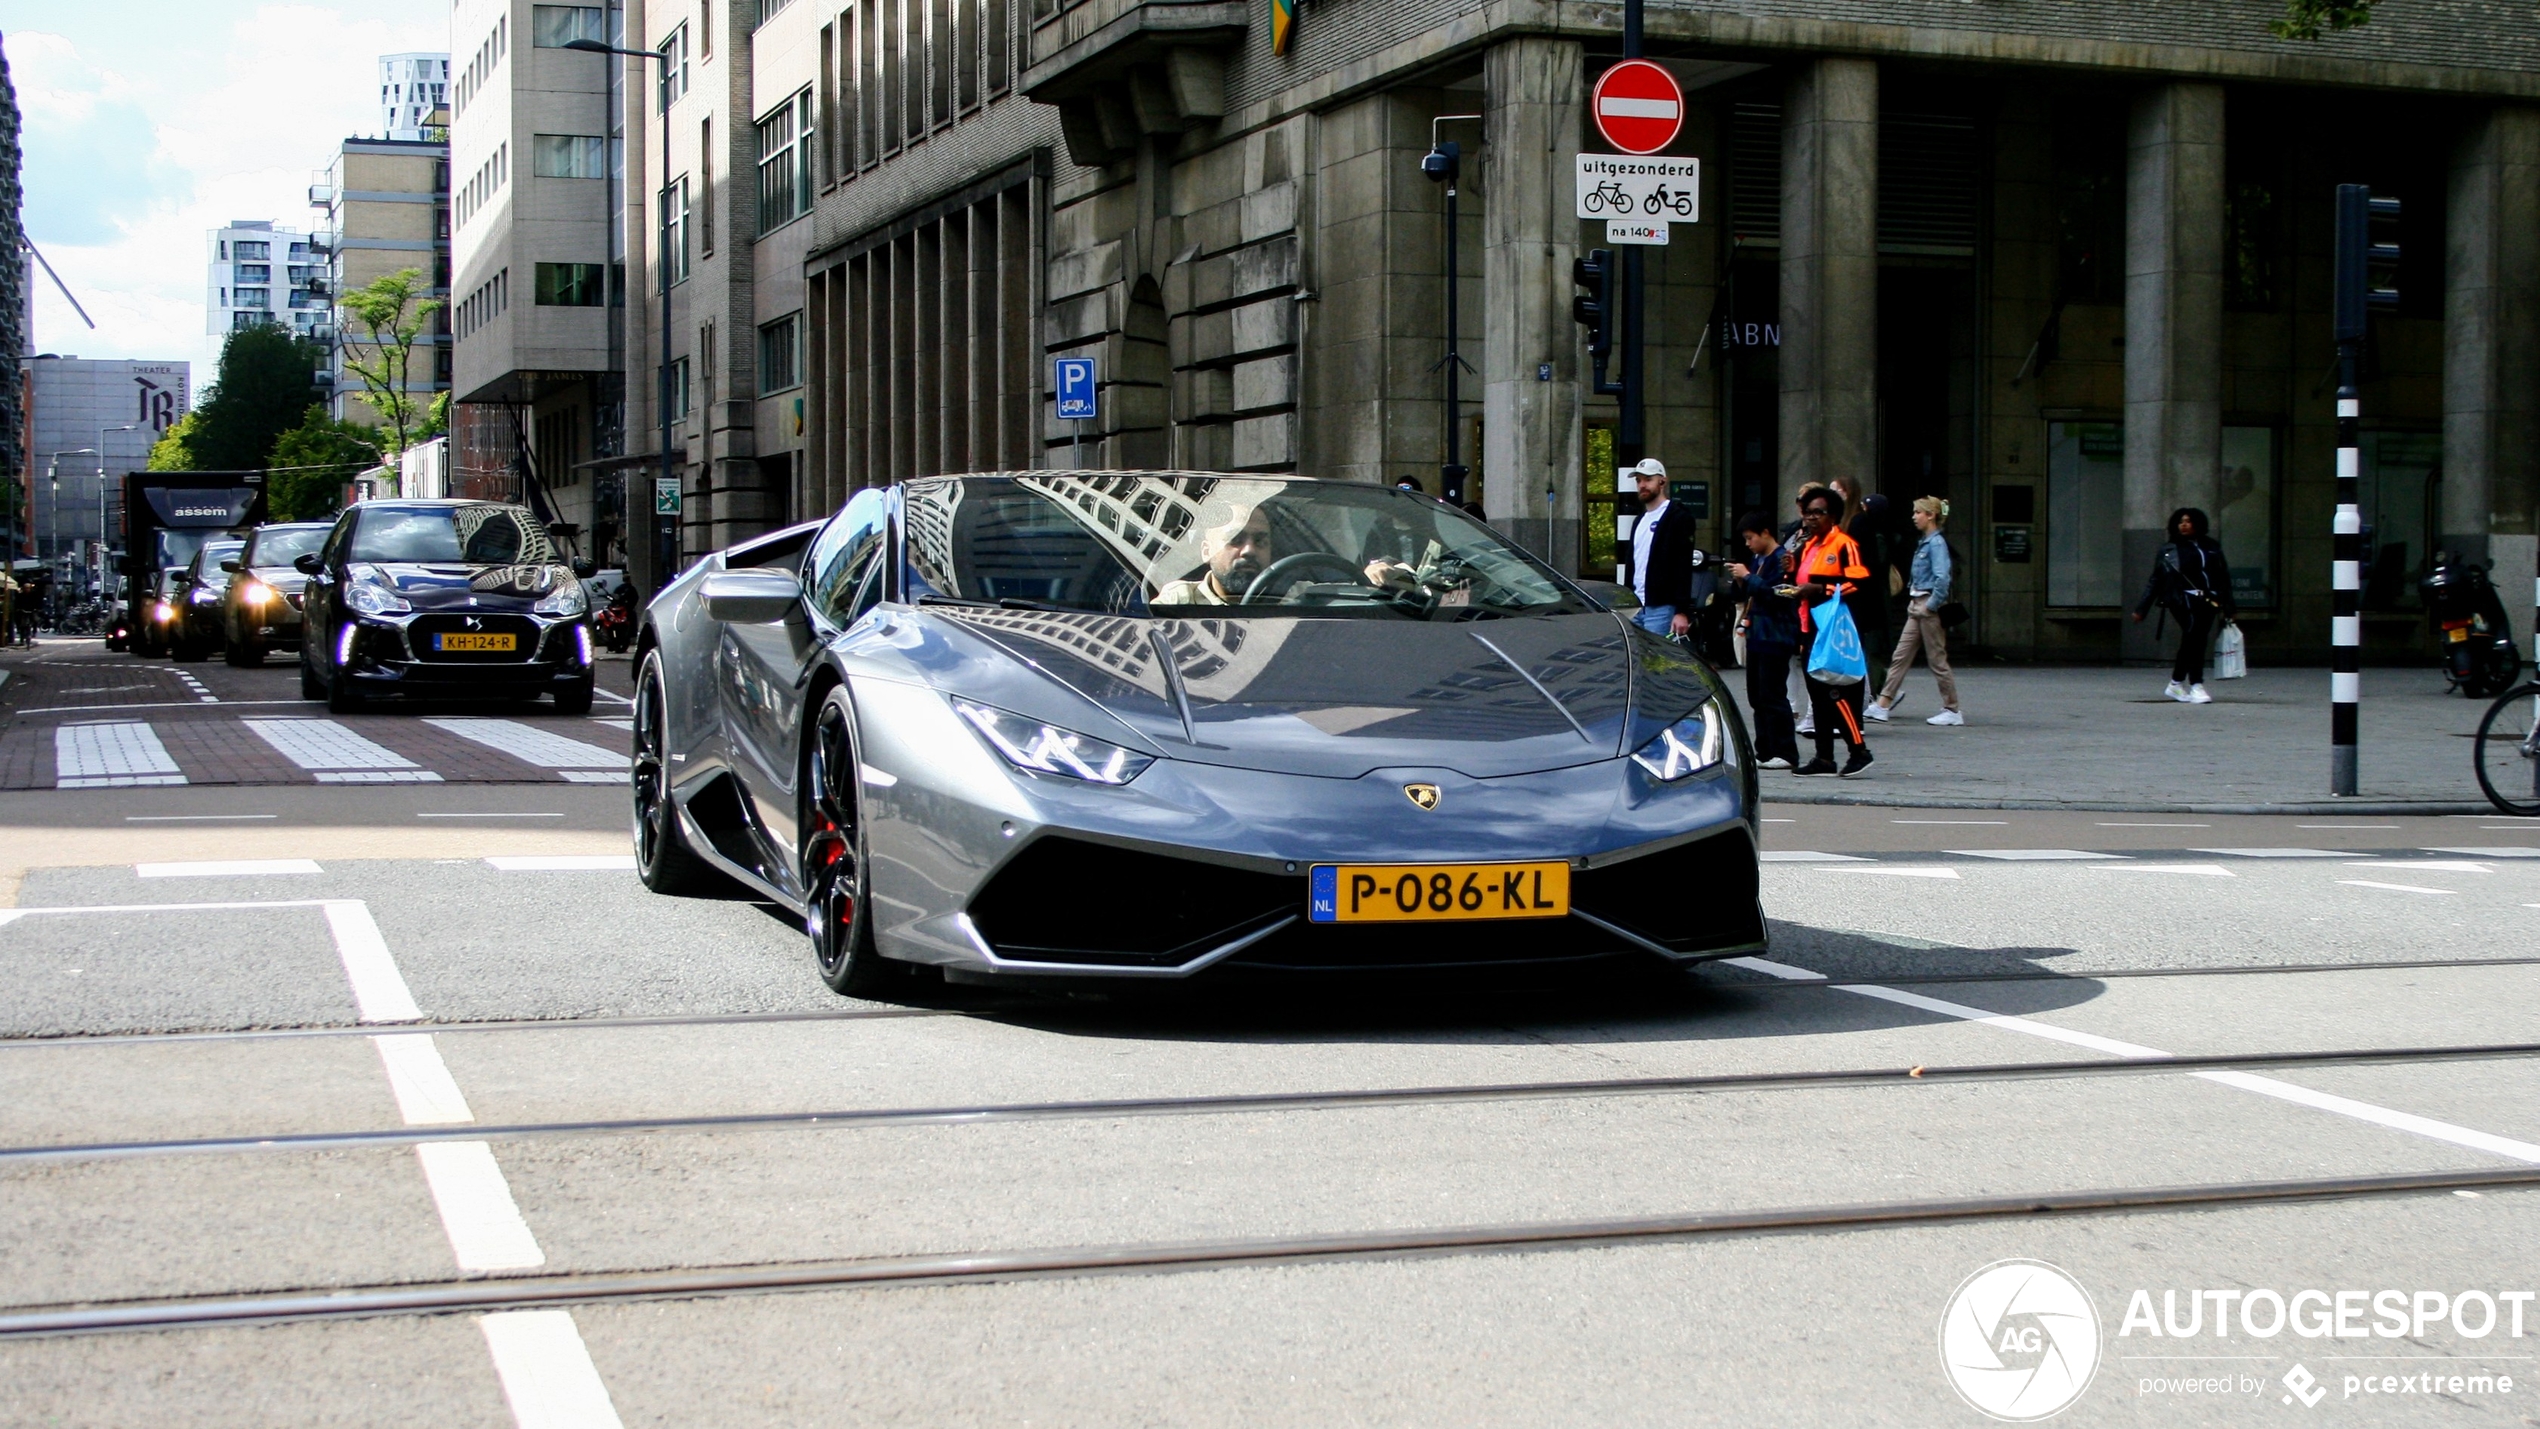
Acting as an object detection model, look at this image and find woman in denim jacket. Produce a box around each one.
[1865,497,1962,726]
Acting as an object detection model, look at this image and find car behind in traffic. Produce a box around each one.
[218,521,332,665]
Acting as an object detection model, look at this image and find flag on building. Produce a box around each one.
[1271,0,1296,55]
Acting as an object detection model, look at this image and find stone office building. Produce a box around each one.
[623,0,2537,661]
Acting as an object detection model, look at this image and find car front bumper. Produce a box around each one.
[339,612,594,693]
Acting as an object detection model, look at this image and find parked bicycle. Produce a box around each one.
[2473,680,2540,816]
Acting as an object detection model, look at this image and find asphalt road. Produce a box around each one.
[4,641,2540,1425]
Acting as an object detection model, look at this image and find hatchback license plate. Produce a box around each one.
[1308,861,1569,923]
[436,632,517,652]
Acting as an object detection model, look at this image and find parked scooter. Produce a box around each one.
[594,581,637,654]
[2422,551,2521,698]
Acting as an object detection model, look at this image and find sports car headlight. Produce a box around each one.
[344,564,411,615]
[954,700,1154,785]
[1631,702,1727,782]
[533,570,589,616]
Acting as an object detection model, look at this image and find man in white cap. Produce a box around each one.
[1624,457,1693,639]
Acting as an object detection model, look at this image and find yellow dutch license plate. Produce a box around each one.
[2447,626,2470,643]
[436,632,517,652]
[1308,861,1569,923]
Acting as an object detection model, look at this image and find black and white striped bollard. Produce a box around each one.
[2331,388,2360,797]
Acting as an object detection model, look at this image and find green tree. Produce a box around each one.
[2273,0,2375,39]
[337,268,444,459]
[146,412,201,471]
[265,405,383,522]
[181,325,327,472]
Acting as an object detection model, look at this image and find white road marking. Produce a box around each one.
[2094,863,2234,876]
[1760,851,1867,863]
[1733,957,2540,1164]
[1824,866,1962,880]
[2193,848,2348,858]
[422,718,623,776]
[556,771,621,784]
[2340,880,2456,896]
[136,859,324,878]
[590,717,634,732]
[244,718,442,782]
[1949,849,2117,861]
[54,722,185,789]
[124,814,277,822]
[322,900,423,1023]
[484,855,637,872]
[374,1034,475,1125]
[2349,860,2489,873]
[416,1141,546,1271]
[2098,822,2209,827]
[417,812,564,818]
[21,698,308,714]
[480,1312,626,1429]
[2427,847,2540,858]
[590,687,634,705]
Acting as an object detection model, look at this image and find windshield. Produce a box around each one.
[192,541,244,578]
[155,529,209,573]
[901,474,1590,621]
[349,504,556,565]
[245,526,329,569]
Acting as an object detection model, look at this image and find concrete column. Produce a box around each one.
[2120,81,2224,659]
[1777,56,1879,515]
[2443,106,2540,581]
[1482,37,1585,572]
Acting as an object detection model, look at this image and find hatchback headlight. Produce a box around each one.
[344,563,411,615]
[533,572,589,617]
[1631,702,1727,782]
[240,579,275,605]
[954,700,1154,785]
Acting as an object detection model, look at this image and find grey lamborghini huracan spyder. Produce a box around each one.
[631,471,1764,996]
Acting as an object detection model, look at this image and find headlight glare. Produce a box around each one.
[533,571,590,616]
[1631,703,1727,782]
[344,564,411,615]
[241,579,274,604]
[954,700,1154,785]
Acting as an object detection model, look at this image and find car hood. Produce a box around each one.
[247,566,309,594]
[368,562,559,613]
[928,609,1722,780]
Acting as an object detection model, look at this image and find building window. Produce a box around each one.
[755,91,814,233]
[2360,430,2442,611]
[530,4,605,46]
[217,240,228,260]
[233,311,266,331]
[236,263,270,283]
[658,24,688,110]
[2045,420,2122,607]
[237,288,271,310]
[235,240,270,261]
[663,357,690,420]
[758,312,802,393]
[661,177,690,284]
[536,262,607,306]
[2216,425,2276,609]
[758,0,798,24]
[533,134,607,179]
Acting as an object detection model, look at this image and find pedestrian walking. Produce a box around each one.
[1724,510,1801,769]
[1792,486,1875,777]
[1865,496,1963,726]
[1622,458,1696,641]
[1781,483,1828,737]
[2129,506,2237,704]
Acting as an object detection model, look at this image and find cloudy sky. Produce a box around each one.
[6,1,445,389]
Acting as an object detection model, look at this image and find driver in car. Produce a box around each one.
[1154,499,1426,606]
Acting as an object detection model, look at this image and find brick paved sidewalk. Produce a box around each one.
[1757,662,2508,813]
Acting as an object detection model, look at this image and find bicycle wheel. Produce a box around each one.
[2474,683,2540,817]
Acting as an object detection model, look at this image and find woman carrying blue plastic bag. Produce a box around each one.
[1791,487,1875,777]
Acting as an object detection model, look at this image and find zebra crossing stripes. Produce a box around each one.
[55,722,187,788]
[421,718,625,782]
[243,719,443,783]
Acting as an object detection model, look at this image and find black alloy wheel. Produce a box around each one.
[632,651,714,894]
[804,687,896,997]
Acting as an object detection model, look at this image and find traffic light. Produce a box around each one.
[1572,249,1615,359]
[2333,184,2401,342]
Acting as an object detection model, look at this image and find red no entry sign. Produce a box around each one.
[1591,60,1684,155]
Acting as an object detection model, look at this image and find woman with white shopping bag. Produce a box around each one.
[1791,487,1875,777]
[2128,506,2238,703]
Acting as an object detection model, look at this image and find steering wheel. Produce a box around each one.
[1242,551,1367,603]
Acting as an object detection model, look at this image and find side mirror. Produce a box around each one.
[572,558,598,579]
[293,553,324,576]
[700,568,802,625]
[219,559,242,574]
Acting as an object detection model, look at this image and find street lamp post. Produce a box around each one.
[97,425,138,599]
[562,35,676,594]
